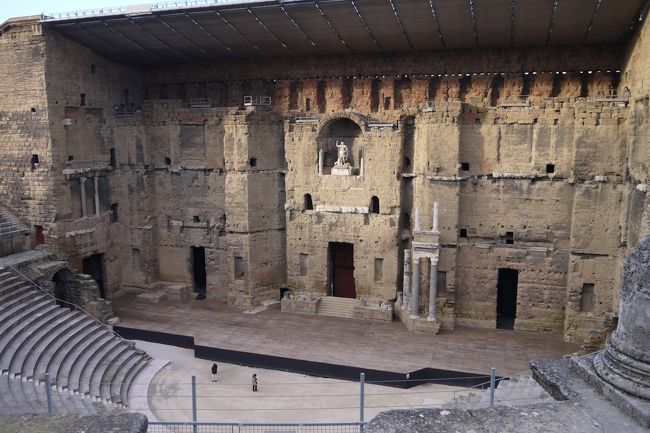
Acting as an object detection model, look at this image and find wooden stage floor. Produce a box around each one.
[112,295,579,376]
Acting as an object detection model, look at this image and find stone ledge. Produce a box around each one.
[353,304,393,322]
[394,303,441,334]
[281,297,319,315]
[572,353,650,427]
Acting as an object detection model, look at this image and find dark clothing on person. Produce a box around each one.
[211,363,218,382]
[252,374,258,392]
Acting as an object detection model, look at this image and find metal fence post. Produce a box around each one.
[489,367,496,407]
[360,372,365,432]
[192,375,198,433]
[44,372,52,413]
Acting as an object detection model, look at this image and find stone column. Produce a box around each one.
[93,176,100,217]
[359,154,364,177]
[402,249,411,311]
[410,256,420,319]
[79,177,87,218]
[415,208,421,232]
[428,257,438,321]
[593,235,650,401]
[318,149,324,176]
[432,201,439,233]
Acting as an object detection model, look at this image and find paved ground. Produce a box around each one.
[134,340,473,423]
[113,296,580,375]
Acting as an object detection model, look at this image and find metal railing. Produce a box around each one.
[147,422,365,433]
[43,1,258,21]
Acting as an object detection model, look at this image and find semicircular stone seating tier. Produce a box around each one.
[0,266,151,415]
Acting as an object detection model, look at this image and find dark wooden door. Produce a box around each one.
[331,242,356,298]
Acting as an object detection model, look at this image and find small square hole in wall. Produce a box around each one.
[80,93,86,106]
[165,157,171,165]
[546,163,555,174]
[505,231,514,244]
[459,228,468,238]
[461,162,470,171]
[68,155,74,161]
[31,154,39,164]
[193,216,200,223]
[249,158,257,167]
[31,107,36,113]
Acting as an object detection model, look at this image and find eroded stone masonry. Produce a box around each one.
[1,9,649,350]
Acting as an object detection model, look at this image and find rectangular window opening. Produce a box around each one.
[505,231,514,245]
[374,258,384,282]
[580,283,595,312]
[546,163,555,174]
[299,253,309,276]
[234,256,246,280]
[459,228,468,238]
[461,162,470,171]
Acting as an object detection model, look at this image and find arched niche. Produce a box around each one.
[317,117,364,175]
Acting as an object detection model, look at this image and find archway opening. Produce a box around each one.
[52,268,76,308]
[370,196,380,214]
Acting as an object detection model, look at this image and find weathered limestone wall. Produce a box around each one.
[42,27,144,296]
[0,19,53,243]
[3,17,648,344]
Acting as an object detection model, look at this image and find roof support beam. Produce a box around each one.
[546,0,559,45]
[186,13,241,58]
[102,20,171,62]
[247,8,294,55]
[388,0,414,49]
[469,0,479,48]
[127,17,195,61]
[582,0,603,43]
[215,10,269,57]
[157,15,212,58]
[427,0,446,49]
[350,0,382,50]
[314,1,351,52]
[280,4,325,55]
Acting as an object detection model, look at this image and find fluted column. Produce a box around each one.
[428,257,439,321]
[410,257,421,319]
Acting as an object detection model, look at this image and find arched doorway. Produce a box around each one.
[52,268,76,308]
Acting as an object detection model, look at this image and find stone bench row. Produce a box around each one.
[0,268,150,413]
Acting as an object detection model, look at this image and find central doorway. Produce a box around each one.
[82,253,106,298]
[496,268,518,330]
[191,246,207,299]
[329,242,356,298]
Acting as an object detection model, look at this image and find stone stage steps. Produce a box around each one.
[316,296,358,319]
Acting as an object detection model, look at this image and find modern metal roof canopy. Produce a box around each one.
[41,0,648,65]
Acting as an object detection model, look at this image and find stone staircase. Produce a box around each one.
[316,296,357,319]
[444,373,552,409]
[0,206,30,256]
[0,266,151,415]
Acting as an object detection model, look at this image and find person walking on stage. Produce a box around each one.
[211,363,218,382]
[252,373,258,392]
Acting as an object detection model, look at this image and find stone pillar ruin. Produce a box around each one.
[93,176,100,217]
[428,257,438,321]
[592,235,650,401]
[432,202,439,233]
[410,257,420,319]
[80,177,87,218]
[318,149,324,176]
[403,249,411,311]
